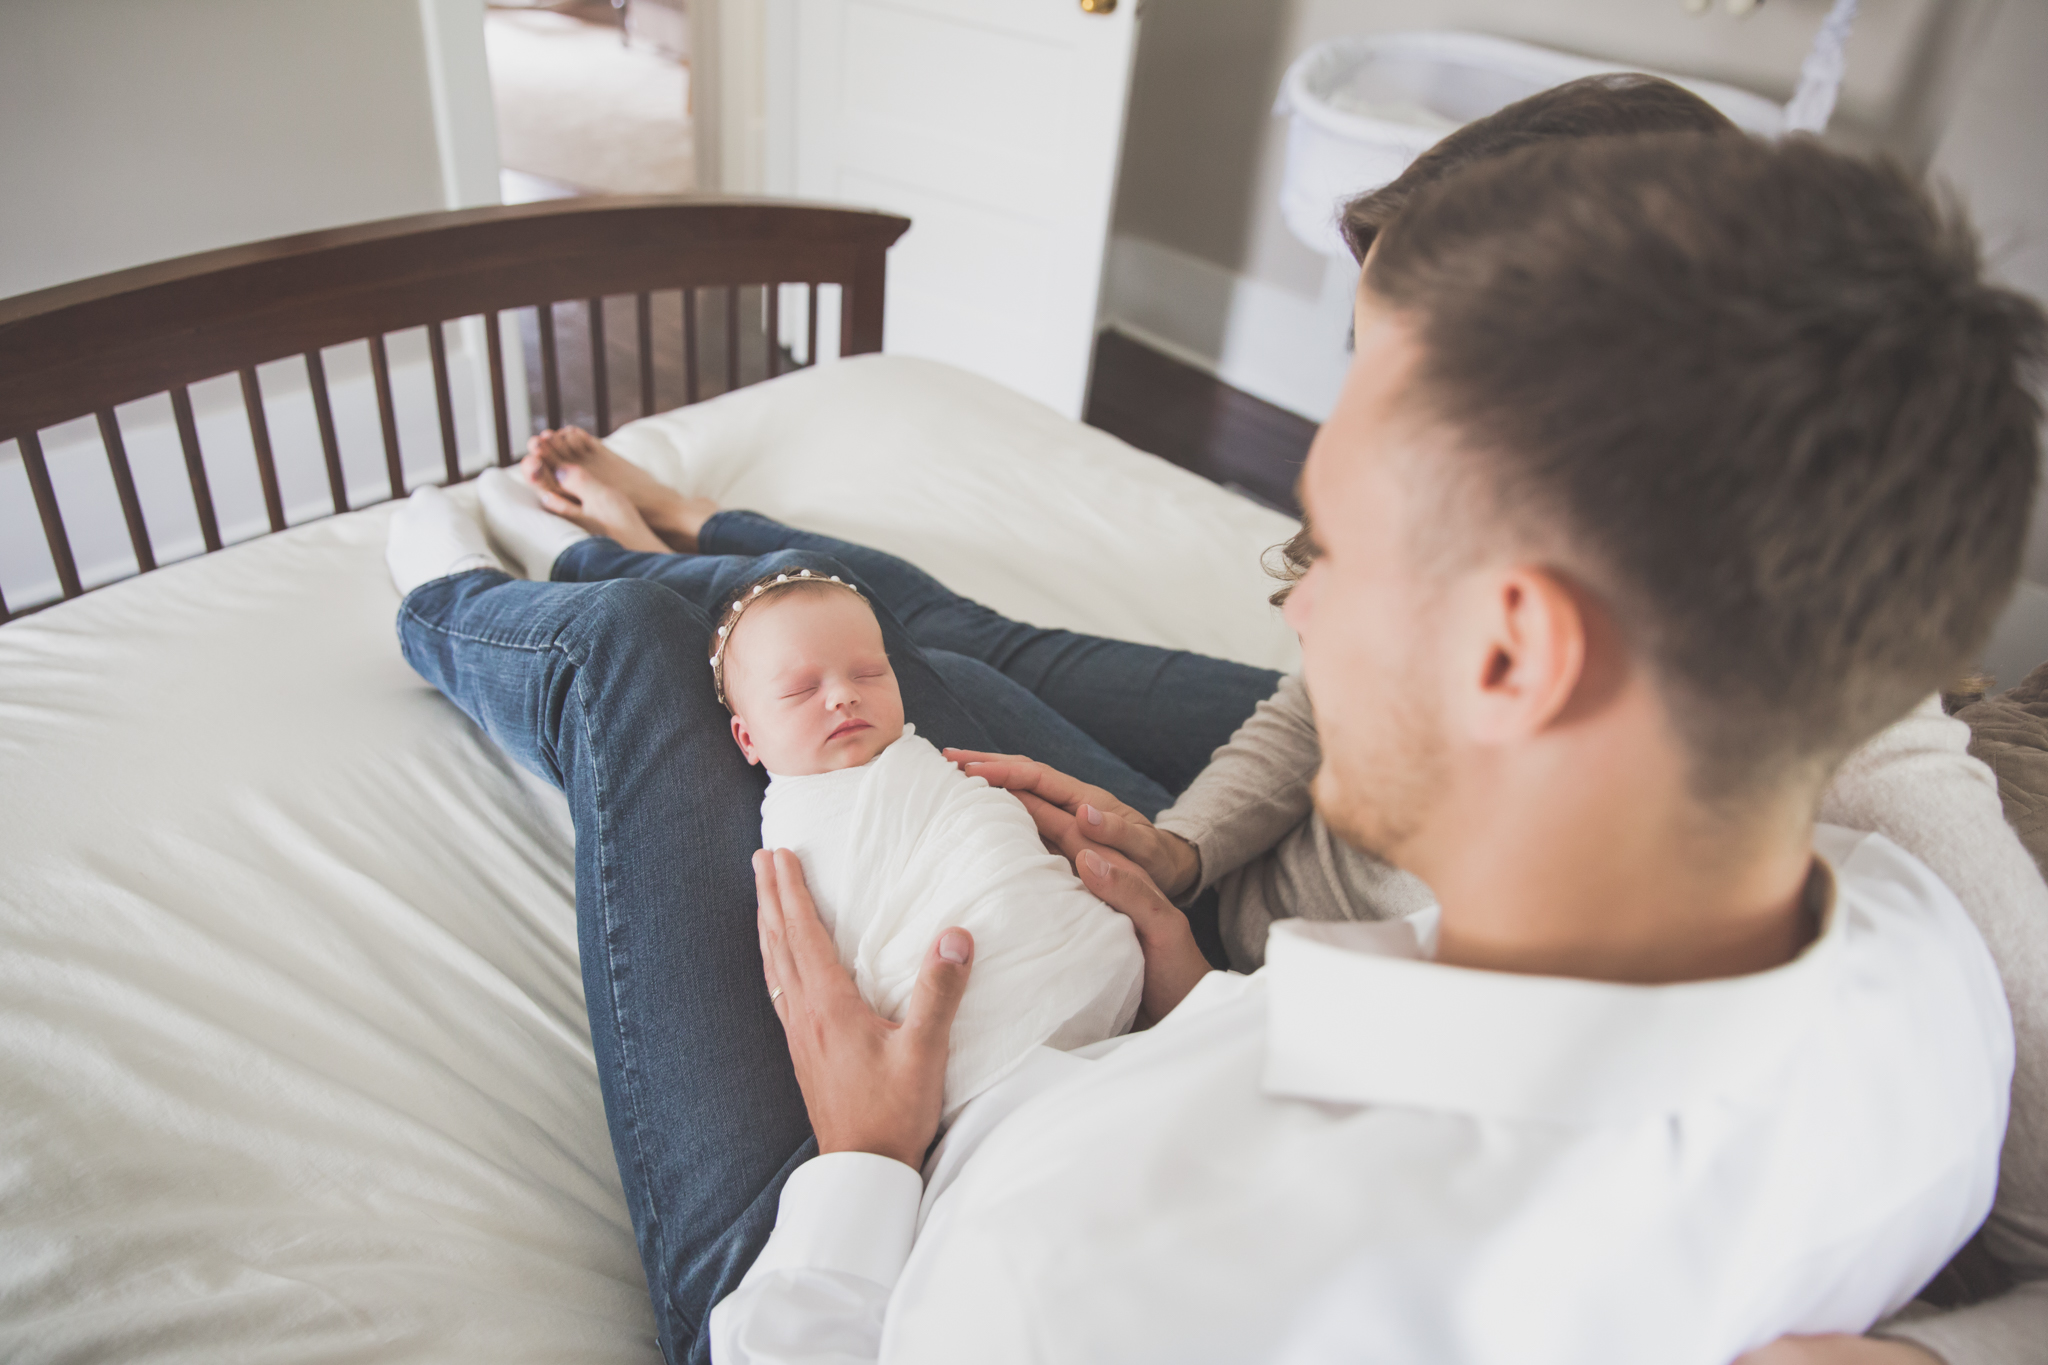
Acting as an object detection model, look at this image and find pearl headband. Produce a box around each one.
[708,568,867,711]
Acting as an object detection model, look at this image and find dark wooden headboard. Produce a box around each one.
[0,196,909,623]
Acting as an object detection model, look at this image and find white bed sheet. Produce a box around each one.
[0,355,1299,1362]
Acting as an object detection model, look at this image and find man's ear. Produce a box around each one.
[731,713,761,766]
[1464,566,1586,745]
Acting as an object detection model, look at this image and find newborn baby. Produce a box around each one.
[716,569,1144,1113]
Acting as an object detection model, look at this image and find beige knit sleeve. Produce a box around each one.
[1155,673,1321,895]
[1820,695,2048,1364]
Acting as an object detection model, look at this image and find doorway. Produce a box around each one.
[485,0,693,202]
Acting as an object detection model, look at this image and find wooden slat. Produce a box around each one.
[725,285,740,394]
[588,296,610,436]
[486,309,512,466]
[767,285,781,378]
[429,320,461,483]
[239,367,286,532]
[95,409,156,573]
[368,334,404,501]
[305,350,349,513]
[170,386,222,552]
[806,282,819,367]
[636,291,654,418]
[538,303,563,428]
[683,286,700,403]
[844,253,887,356]
[18,431,82,599]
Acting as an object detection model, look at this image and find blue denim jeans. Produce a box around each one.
[395,516,1280,1364]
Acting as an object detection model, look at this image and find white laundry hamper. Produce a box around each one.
[1277,31,1790,259]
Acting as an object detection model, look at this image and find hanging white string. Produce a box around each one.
[1782,0,1860,134]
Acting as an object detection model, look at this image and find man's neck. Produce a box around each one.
[1419,738,1819,986]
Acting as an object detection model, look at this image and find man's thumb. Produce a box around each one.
[1078,846,1120,894]
[905,928,974,1040]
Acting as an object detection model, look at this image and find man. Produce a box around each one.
[714,132,2043,1362]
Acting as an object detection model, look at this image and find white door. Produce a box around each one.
[778,0,1139,418]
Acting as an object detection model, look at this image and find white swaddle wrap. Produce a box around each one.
[760,727,1144,1111]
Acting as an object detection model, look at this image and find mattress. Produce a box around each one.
[0,356,1299,1362]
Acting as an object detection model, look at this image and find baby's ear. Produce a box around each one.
[731,713,760,766]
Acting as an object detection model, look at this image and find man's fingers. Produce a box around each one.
[754,849,798,1007]
[1076,846,1171,922]
[771,850,842,980]
[902,927,974,1051]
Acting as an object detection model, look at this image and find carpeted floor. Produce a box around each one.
[485,7,693,195]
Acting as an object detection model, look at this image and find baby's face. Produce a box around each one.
[725,587,906,776]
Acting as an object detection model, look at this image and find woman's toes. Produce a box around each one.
[557,427,604,462]
[521,451,574,502]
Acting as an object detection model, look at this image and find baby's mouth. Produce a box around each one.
[828,718,872,742]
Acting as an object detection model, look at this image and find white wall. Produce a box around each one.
[0,0,507,609]
[688,0,773,194]
[0,0,500,299]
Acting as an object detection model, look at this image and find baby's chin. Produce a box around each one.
[788,719,906,775]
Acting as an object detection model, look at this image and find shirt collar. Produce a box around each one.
[1261,858,1841,1126]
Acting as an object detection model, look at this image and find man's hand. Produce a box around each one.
[943,749,1202,901]
[754,848,973,1169]
[1070,845,1214,1026]
[1734,1336,1940,1365]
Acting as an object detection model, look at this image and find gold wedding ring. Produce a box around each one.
[769,987,784,1003]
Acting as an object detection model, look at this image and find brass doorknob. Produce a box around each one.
[1080,0,1116,13]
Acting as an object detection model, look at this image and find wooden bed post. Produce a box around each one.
[843,250,889,357]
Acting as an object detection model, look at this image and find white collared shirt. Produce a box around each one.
[710,825,2012,1364]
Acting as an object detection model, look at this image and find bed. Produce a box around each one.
[0,198,1299,1360]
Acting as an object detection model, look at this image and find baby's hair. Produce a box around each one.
[709,568,869,711]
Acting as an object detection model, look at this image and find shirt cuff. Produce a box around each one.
[750,1152,926,1288]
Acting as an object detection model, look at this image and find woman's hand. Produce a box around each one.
[943,749,1203,901]
[1733,1336,1940,1365]
[754,849,973,1169]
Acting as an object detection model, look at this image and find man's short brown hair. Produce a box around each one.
[1367,132,2044,796]
[1340,73,1736,260]
[1271,74,1737,603]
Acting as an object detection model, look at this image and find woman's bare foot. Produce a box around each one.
[521,427,720,552]
[520,457,670,554]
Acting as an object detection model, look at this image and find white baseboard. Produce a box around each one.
[1099,234,1353,423]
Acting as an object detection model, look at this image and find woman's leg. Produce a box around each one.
[395,560,997,1365]
[923,650,1173,818]
[695,511,1284,795]
[549,538,1180,817]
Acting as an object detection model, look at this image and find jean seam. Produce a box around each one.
[400,597,559,655]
